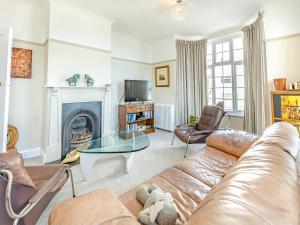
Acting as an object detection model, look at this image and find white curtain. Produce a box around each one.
[175,39,207,125]
[243,13,271,134]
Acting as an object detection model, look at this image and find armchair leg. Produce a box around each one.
[67,168,76,197]
[184,136,191,158]
[171,132,176,145]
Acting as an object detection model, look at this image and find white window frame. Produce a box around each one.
[207,33,244,117]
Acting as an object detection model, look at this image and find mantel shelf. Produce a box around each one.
[45,84,111,89]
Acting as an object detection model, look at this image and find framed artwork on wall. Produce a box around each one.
[11,47,32,78]
[155,65,170,87]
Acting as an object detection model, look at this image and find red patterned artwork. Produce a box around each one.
[11,48,32,78]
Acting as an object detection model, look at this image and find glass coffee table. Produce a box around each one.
[76,131,150,181]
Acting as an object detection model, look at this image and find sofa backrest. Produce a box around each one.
[188,122,299,225]
[205,129,259,157]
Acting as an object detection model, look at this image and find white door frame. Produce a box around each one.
[0,27,13,152]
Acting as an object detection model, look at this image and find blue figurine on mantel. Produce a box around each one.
[84,74,95,87]
[66,74,80,86]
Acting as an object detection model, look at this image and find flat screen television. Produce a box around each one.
[125,80,152,102]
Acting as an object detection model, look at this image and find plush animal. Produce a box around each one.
[66,74,80,86]
[136,184,186,225]
[84,74,94,87]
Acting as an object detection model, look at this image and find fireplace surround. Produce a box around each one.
[43,86,111,163]
[61,101,102,160]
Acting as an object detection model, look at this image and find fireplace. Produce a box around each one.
[62,101,102,160]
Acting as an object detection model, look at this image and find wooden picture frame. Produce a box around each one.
[155,65,170,87]
[11,47,32,78]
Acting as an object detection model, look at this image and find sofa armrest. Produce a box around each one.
[206,130,260,157]
[49,189,140,225]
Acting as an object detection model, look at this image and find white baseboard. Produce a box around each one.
[19,147,42,159]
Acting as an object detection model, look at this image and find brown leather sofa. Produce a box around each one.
[49,122,299,225]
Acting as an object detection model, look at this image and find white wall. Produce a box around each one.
[112,29,152,63]
[46,40,111,86]
[49,1,112,51]
[0,0,48,44]
[111,59,152,129]
[151,36,176,63]
[9,40,45,154]
[266,34,300,87]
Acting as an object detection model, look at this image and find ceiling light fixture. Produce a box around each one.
[170,0,188,21]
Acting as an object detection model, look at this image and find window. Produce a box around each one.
[207,35,244,114]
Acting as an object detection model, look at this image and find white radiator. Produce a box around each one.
[154,104,175,131]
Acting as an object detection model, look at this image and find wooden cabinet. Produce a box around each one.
[118,103,155,134]
[271,91,300,134]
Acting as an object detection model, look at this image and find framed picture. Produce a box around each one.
[155,65,170,87]
[11,47,32,78]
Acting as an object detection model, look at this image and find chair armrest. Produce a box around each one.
[29,165,69,203]
[189,130,214,136]
[0,160,8,169]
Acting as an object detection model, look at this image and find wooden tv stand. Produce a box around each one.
[118,103,155,134]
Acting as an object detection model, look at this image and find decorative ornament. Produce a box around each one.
[66,74,80,86]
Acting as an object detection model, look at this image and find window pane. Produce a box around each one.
[224,100,233,111]
[223,52,230,61]
[234,37,243,49]
[236,65,244,75]
[236,76,244,87]
[215,66,222,77]
[223,42,230,52]
[208,98,213,105]
[207,55,212,65]
[207,44,212,55]
[223,65,232,76]
[207,68,212,77]
[224,88,232,99]
[234,49,243,61]
[216,43,222,53]
[216,53,222,63]
[237,88,245,99]
[222,77,232,88]
[215,77,223,87]
[208,78,213,88]
[215,88,223,98]
[208,88,213,99]
[237,100,244,111]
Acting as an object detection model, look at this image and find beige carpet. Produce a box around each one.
[25,129,204,225]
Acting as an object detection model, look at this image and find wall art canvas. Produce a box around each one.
[155,65,170,87]
[11,47,32,78]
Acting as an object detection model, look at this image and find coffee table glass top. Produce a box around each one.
[76,131,150,154]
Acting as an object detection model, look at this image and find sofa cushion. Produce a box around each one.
[0,151,35,188]
[253,122,299,160]
[205,130,259,157]
[49,189,140,225]
[120,146,238,221]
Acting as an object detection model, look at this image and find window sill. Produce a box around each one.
[225,111,244,118]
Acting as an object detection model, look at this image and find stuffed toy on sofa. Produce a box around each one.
[136,184,186,225]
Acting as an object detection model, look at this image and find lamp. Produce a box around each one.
[170,0,188,21]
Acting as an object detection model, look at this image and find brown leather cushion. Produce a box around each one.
[205,130,259,157]
[49,189,140,225]
[0,152,35,188]
[197,105,224,130]
[175,127,207,144]
[253,122,299,160]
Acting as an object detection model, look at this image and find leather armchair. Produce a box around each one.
[172,102,225,157]
[0,152,75,225]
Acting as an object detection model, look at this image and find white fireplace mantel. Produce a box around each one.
[43,84,112,163]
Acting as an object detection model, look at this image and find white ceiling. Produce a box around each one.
[59,0,300,40]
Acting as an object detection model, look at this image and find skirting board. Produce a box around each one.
[19,147,41,159]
